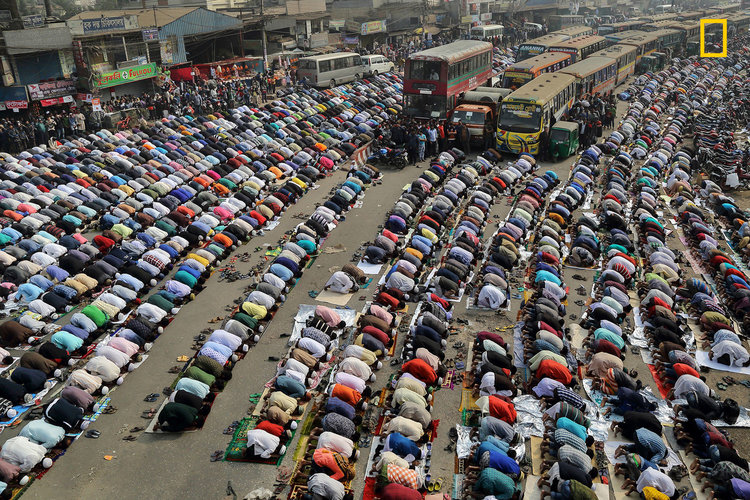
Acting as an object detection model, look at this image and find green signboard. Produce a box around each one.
[94,63,158,89]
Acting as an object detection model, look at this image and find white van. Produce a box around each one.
[361,55,395,76]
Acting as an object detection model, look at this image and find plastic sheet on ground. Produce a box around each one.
[513,322,525,368]
[512,394,544,438]
[672,398,750,428]
[456,424,473,459]
[695,350,750,375]
[584,402,609,442]
[356,260,383,275]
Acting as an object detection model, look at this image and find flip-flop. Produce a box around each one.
[210,450,224,462]
[103,406,118,414]
[433,477,444,491]
[85,430,100,438]
[144,393,160,402]
[122,435,137,441]
[129,426,145,433]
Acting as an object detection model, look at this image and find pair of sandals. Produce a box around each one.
[425,476,444,492]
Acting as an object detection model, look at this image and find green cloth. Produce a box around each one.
[157,402,198,432]
[155,220,177,236]
[475,468,516,499]
[194,355,224,378]
[82,304,108,327]
[185,366,215,387]
[232,312,258,330]
[147,294,174,313]
[175,270,197,288]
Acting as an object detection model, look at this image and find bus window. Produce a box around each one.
[405,94,446,117]
[319,60,331,72]
[410,60,441,80]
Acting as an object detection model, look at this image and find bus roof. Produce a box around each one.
[618,32,659,46]
[505,73,576,104]
[590,44,637,59]
[549,34,606,49]
[504,52,571,72]
[299,52,358,61]
[520,34,569,46]
[472,24,504,30]
[556,26,592,36]
[605,29,651,41]
[642,20,674,30]
[549,14,583,19]
[666,21,700,31]
[408,40,492,64]
[558,56,615,79]
[600,21,643,29]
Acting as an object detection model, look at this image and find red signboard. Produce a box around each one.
[5,100,27,109]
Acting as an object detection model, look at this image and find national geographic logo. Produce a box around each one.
[700,19,727,57]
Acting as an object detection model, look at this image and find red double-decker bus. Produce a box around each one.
[403,40,493,119]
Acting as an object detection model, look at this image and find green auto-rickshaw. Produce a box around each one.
[549,121,579,160]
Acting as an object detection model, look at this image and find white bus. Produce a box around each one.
[471,24,504,41]
[296,52,363,88]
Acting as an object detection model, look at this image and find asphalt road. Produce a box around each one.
[22,102,750,500]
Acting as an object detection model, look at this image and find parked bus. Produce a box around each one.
[597,20,645,35]
[589,44,636,85]
[559,56,617,98]
[556,25,596,37]
[604,29,650,45]
[677,11,704,21]
[640,12,678,22]
[471,24,504,40]
[496,72,576,154]
[549,15,585,31]
[548,35,608,62]
[619,32,660,63]
[403,40,493,119]
[501,52,572,90]
[651,28,683,53]
[517,34,570,61]
[296,52,362,88]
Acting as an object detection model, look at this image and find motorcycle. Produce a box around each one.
[367,139,408,169]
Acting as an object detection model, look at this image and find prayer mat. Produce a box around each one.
[223,415,295,465]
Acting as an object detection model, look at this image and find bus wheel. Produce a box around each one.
[330,79,336,87]
[354,73,360,80]
[373,70,378,76]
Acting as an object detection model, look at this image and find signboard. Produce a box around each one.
[142,28,159,41]
[329,20,345,30]
[27,80,77,100]
[22,15,43,28]
[461,15,474,24]
[160,39,174,65]
[92,97,102,111]
[480,13,492,21]
[77,93,93,102]
[342,35,359,44]
[72,40,86,71]
[82,16,125,34]
[5,100,28,109]
[361,20,386,35]
[93,63,158,89]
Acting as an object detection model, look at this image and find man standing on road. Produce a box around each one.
[427,121,438,156]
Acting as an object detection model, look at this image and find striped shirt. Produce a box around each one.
[554,387,586,410]
[634,428,667,463]
[553,428,588,453]
[558,444,592,471]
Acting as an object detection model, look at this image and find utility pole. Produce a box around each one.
[239,8,245,57]
[260,0,267,71]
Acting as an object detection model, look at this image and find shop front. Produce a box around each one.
[92,63,161,99]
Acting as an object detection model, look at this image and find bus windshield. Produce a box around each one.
[502,72,532,89]
[500,102,541,133]
[409,60,441,80]
[405,94,446,118]
[451,110,485,124]
[517,45,543,60]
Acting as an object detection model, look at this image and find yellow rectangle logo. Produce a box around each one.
[700,19,727,57]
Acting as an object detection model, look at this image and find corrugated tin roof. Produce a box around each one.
[410,40,492,64]
[69,7,236,29]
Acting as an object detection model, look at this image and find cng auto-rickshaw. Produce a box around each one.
[637,55,659,74]
[549,121,579,160]
[652,52,667,71]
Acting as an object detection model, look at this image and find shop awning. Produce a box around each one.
[414,26,441,35]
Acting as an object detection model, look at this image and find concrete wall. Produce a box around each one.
[4,26,73,55]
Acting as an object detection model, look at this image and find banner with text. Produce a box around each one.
[93,63,158,89]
